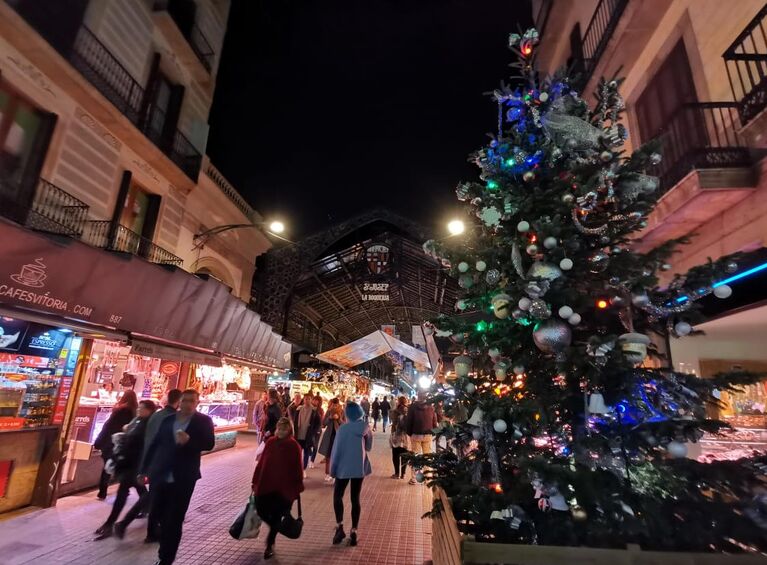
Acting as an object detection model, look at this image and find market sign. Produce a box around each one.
[361,282,389,302]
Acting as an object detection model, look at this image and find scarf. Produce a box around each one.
[297,406,313,440]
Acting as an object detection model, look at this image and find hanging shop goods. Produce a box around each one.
[192,364,249,431]
[301,368,370,400]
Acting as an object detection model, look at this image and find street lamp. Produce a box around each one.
[447,219,465,236]
[193,219,294,249]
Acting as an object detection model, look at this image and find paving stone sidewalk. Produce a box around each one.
[0,431,432,565]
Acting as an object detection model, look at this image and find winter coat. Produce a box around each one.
[389,407,409,449]
[371,400,381,418]
[252,436,304,503]
[94,405,135,458]
[262,402,283,436]
[114,416,149,480]
[292,405,321,447]
[406,401,437,436]
[317,405,344,457]
[360,399,370,417]
[380,400,391,416]
[330,403,372,479]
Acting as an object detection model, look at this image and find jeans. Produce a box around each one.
[391,447,408,477]
[382,414,389,432]
[256,492,291,546]
[333,477,363,528]
[296,439,312,469]
[154,480,196,564]
[104,475,147,525]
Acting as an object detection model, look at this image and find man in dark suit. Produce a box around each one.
[139,389,215,565]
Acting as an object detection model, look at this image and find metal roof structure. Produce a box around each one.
[252,209,459,352]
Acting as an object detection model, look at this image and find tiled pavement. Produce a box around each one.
[0,431,432,565]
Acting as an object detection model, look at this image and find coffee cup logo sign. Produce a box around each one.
[1,258,96,319]
[10,258,47,288]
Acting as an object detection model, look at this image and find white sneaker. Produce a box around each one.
[303,471,307,479]
[309,462,315,469]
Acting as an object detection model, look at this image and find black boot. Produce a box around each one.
[264,544,275,559]
[93,524,113,540]
[350,530,358,546]
[332,525,346,545]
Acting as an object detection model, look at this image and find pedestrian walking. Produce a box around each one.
[94,399,157,540]
[253,391,268,442]
[360,397,370,423]
[317,398,345,483]
[262,389,283,439]
[116,389,182,542]
[287,392,302,421]
[139,389,215,565]
[280,388,291,412]
[252,417,304,560]
[94,390,138,500]
[380,396,391,432]
[309,395,324,468]
[371,397,380,431]
[389,396,409,479]
[292,394,321,475]
[405,390,437,485]
[330,401,372,547]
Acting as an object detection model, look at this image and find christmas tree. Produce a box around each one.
[417,29,767,552]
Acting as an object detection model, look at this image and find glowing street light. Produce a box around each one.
[269,221,285,234]
[418,375,432,389]
[447,219,465,236]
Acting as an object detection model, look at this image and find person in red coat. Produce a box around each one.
[251,417,304,560]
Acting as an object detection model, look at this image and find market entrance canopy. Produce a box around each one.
[316,330,431,370]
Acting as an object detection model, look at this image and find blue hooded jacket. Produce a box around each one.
[330,402,373,479]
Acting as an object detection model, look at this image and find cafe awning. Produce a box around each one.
[0,219,291,362]
[316,330,431,369]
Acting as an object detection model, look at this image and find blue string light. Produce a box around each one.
[674,260,767,304]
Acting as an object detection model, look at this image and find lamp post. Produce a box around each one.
[192,219,294,249]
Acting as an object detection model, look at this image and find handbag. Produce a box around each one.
[229,495,262,540]
[279,495,303,539]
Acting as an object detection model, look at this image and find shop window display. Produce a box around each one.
[0,317,79,431]
[192,363,249,429]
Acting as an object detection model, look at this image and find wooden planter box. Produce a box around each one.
[431,488,766,565]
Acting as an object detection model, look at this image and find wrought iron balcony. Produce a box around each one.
[0,176,90,238]
[575,0,628,90]
[83,221,183,267]
[154,0,215,73]
[724,4,767,126]
[649,103,753,194]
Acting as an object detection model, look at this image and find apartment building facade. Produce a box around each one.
[534,0,767,460]
[0,0,286,513]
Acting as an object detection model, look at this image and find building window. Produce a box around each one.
[0,87,43,190]
[120,181,160,241]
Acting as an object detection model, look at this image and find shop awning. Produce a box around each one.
[130,339,223,367]
[315,330,431,369]
[0,219,291,362]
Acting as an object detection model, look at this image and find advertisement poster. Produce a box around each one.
[0,317,29,352]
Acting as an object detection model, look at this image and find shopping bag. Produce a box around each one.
[279,496,303,539]
[229,495,261,540]
[254,440,266,464]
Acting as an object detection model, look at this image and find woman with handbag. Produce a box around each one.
[93,390,138,500]
[292,394,322,476]
[317,398,345,483]
[251,417,304,560]
[389,396,409,479]
[330,401,372,546]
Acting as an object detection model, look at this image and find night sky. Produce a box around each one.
[208,0,532,239]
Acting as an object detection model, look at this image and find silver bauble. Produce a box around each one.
[567,313,582,325]
[511,308,525,320]
[527,262,562,281]
[493,360,509,380]
[529,299,551,319]
[600,150,613,162]
[566,138,578,149]
[533,319,572,354]
[523,171,535,182]
[458,261,470,273]
[456,299,468,311]
[587,250,609,273]
[518,297,532,311]
[649,152,662,165]
[489,347,501,358]
[714,284,733,299]
[726,261,738,273]
[517,221,530,232]
[472,428,483,440]
[458,274,474,289]
[526,244,539,256]
[631,293,650,307]
[559,258,574,271]
[543,236,558,249]
[558,306,573,319]
[485,269,501,286]
[493,419,508,433]
[476,260,487,272]
[454,355,472,377]
[562,193,575,204]
[674,321,692,336]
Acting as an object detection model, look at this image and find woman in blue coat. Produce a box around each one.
[330,401,372,547]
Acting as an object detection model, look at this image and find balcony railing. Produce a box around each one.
[723,4,767,126]
[26,179,90,237]
[0,176,90,237]
[69,26,145,125]
[83,221,183,267]
[577,0,628,89]
[188,23,214,73]
[650,103,752,194]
